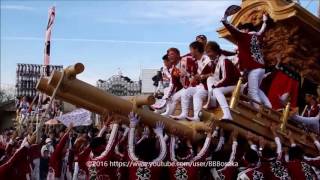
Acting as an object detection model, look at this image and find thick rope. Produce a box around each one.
[33,70,65,142]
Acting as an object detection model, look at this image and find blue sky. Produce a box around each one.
[1,0,319,86]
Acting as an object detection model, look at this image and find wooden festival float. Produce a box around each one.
[215,0,320,155]
[36,0,319,156]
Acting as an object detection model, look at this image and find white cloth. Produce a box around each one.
[56,108,92,127]
[247,68,272,108]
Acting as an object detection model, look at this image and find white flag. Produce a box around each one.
[56,108,92,127]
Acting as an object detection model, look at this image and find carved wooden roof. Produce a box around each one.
[217,0,320,84]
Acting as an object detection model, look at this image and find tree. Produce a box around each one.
[0,89,14,103]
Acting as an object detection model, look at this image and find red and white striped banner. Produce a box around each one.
[43,6,55,66]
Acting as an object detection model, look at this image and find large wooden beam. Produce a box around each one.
[36,64,210,142]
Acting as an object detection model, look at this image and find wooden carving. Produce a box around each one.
[217,0,320,84]
[262,22,320,82]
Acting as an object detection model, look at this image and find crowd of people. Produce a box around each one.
[0,9,319,180]
[15,95,63,125]
[0,110,319,179]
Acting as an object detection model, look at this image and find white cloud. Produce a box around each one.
[96,1,240,29]
[1,5,34,11]
[2,36,188,45]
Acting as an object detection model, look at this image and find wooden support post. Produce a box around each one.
[230,77,242,109]
[280,102,290,132]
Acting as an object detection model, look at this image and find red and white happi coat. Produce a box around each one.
[48,130,71,179]
[303,104,320,117]
[260,160,291,180]
[238,158,320,180]
[74,128,127,180]
[127,126,167,180]
[179,55,198,88]
[238,166,265,180]
[209,54,240,89]
[167,56,197,97]
[70,124,119,180]
[222,20,265,71]
[0,144,31,180]
[286,159,320,180]
[168,136,211,180]
[74,146,91,179]
[196,54,214,90]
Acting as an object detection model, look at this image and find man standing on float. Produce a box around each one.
[221,13,272,109]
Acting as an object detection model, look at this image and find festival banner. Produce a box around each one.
[44,6,55,66]
[56,108,92,127]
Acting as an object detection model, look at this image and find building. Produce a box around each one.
[15,63,63,98]
[96,73,141,96]
[140,69,159,94]
[94,72,141,126]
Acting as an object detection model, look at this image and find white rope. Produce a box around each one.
[43,71,65,121]
[33,70,65,139]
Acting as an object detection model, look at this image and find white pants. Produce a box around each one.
[163,87,170,98]
[212,86,235,120]
[247,68,272,108]
[154,87,171,114]
[162,89,184,116]
[180,85,207,120]
[204,94,217,108]
[292,114,319,134]
[72,162,79,180]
